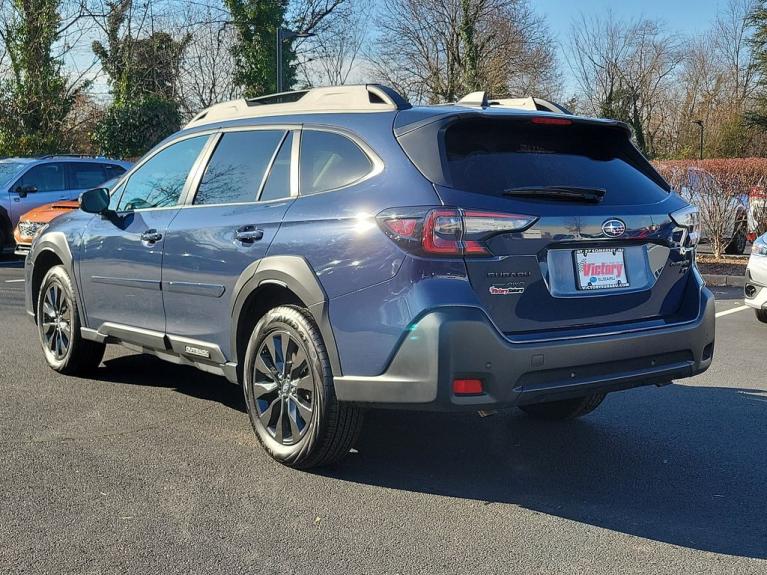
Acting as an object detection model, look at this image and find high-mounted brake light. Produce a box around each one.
[531,116,573,126]
[378,208,537,257]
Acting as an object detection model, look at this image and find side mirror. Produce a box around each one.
[80,187,111,214]
[14,184,37,198]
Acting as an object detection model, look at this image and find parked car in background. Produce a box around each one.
[13,178,121,256]
[747,185,767,243]
[745,233,767,323]
[24,85,714,469]
[0,156,131,253]
[679,167,749,254]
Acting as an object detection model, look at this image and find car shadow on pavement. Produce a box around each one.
[322,384,767,560]
[99,355,246,413]
[709,286,746,301]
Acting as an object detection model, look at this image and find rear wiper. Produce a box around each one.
[503,186,606,203]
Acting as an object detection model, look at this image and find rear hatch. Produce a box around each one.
[397,112,694,336]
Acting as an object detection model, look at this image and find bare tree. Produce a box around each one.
[369,0,560,104]
[175,3,240,116]
[713,0,759,106]
[567,12,682,157]
[299,0,370,86]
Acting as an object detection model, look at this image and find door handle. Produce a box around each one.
[140,229,163,243]
[235,226,264,243]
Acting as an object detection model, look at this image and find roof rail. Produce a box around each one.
[37,154,105,160]
[455,91,572,115]
[186,84,412,129]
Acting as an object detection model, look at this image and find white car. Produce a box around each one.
[745,233,767,323]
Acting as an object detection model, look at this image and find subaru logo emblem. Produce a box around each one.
[602,219,626,238]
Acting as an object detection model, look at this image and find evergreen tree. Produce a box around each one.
[224,0,294,97]
[0,0,84,155]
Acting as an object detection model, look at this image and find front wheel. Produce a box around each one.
[756,309,767,324]
[519,393,605,420]
[243,305,363,469]
[37,265,106,374]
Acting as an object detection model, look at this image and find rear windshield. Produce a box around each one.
[444,118,669,205]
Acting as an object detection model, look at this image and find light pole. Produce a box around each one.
[276,27,315,93]
[692,119,704,160]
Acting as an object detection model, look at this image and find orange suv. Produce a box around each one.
[13,177,120,256]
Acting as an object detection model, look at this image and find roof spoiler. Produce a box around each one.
[456,91,572,115]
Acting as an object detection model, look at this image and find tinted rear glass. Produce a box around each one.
[70,163,107,188]
[444,119,669,205]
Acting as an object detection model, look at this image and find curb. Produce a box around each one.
[702,274,745,288]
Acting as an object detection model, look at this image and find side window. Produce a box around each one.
[69,163,107,189]
[17,163,66,192]
[194,130,285,205]
[104,164,127,180]
[260,132,293,202]
[299,130,373,195]
[117,136,208,211]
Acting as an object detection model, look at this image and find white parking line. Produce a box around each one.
[4,279,24,283]
[716,305,750,318]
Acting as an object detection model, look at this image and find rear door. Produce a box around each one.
[161,127,296,359]
[433,116,690,336]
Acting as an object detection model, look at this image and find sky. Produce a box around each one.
[536,0,721,40]
[535,0,727,93]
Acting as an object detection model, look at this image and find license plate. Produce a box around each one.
[574,248,629,290]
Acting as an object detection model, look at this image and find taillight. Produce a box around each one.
[378,207,537,257]
[670,205,701,252]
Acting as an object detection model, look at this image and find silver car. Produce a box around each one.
[745,233,767,323]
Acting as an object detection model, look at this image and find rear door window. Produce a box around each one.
[260,132,293,202]
[68,163,107,189]
[443,118,669,205]
[194,130,286,205]
[299,130,373,195]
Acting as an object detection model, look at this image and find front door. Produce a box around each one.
[162,128,297,359]
[78,135,211,333]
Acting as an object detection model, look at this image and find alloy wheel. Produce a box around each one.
[252,330,315,445]
[41,282,72,360]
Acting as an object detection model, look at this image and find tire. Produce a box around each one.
[756,309,767,324]
[243,305,363,469]
[725,224,747,255]
[519,393,605,420]
[36,265,106,374]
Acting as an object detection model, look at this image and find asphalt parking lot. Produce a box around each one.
[1,258,765,574]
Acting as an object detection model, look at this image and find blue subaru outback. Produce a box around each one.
[25,85,715,468]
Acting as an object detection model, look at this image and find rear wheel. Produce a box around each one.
[37,265,106,374]
[756,309,767,324]
[725,224,747,255]
[243,305,363,469]
[519,393,605,420]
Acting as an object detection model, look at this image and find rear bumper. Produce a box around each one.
[334,285,715,411]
